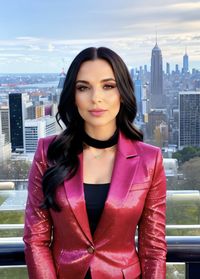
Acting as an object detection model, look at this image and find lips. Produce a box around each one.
[88,109,107,116]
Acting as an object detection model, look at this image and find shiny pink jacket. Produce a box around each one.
[23,132,167,279]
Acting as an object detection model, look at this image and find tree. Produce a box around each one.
[173,146,200,164]
[178,157,200,191]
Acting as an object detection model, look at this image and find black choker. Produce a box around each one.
[82,129,119,149]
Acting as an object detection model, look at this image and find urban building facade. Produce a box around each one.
[179,91,200,149]
[9,93,29,152]
[0,106,10,143]
[24,116,57,154]
[0,113,11,162]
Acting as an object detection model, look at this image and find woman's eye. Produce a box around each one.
[103,84,116,90]
[76,85,89,92]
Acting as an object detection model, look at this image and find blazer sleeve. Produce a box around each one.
[138,148,167,279]
[23,138,57,279]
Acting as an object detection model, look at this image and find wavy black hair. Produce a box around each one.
[42,47,143,211]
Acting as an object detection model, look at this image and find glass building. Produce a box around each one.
[9,93,27,153]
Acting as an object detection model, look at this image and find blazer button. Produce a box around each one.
[87,246,95,254]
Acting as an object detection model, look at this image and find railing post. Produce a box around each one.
[185,263,200,279]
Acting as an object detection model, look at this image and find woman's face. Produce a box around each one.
[75,59,121,133]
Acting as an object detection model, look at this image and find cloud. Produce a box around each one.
[16,36,42,42]
[0,53,26,58]
[169,2,200,10]
[0,0,199,72]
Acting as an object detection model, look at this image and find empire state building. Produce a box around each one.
[150,42,164,109]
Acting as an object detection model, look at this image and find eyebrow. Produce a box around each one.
[75,78,116,84]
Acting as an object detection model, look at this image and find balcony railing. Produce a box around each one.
[0,190,199,278]
[0,236,199,278]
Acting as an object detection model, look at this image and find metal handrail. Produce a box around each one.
[0,236,200,263]
[166,225,200,229]
[1,224,200,230]
[0,236,199,278]
[0,224,24,230]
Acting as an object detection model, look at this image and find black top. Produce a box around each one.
[84,183,110,279]
[84,183,110,234]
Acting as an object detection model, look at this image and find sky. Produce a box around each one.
[0,0,200,73]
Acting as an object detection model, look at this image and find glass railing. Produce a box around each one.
[0,189,199,278]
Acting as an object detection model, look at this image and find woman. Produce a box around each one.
[23,47,167,279]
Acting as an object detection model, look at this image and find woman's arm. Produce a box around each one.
[138,148,167,279]
[23,138,57,279]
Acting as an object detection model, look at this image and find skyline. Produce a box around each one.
[0,0,200,73]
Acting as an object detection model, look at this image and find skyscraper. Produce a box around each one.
[179,91,200,149]
[166,62,170,75]
[9,93,28,152]
[150,42,164,109]
[134,79,143,119]
[183,50,189,73]
[0,113,11,162]
[54,72,66,103]
[0,106,10,143]
[24,116,56,154]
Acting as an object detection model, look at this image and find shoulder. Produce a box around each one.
[34,134,57,162]
[119,131,162,161]
[130,141,165,181]
[133,141,163,167]
[38,134,57,148]
[133,140,161,155]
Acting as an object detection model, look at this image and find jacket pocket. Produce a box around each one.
[122,261,141,279]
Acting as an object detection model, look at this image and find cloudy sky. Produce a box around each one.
[0,0,200,73]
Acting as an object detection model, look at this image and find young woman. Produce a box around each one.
[23,47,167,279]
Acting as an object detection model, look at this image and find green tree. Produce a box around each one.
[178,157,200,191]
[173,146,200,164]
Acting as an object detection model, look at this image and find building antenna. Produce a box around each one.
[155,26,158,45]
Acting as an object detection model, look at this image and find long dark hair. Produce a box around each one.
[42,47,143,211]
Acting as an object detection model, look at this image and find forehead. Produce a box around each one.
[76,59,115,80]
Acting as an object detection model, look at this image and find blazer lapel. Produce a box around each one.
[63,153,93,244]
[94,132,140,241]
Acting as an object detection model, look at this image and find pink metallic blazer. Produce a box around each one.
[23,132,167,279]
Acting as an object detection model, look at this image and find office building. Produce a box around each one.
[175,64,180,74]
[141,84,150,123]
[0,114,11,162]
[146,109,168,140]
[24,116,56,154]
[179,91,200,149]
[183,50,189,73]
[134,79,143,118]
[166,62,170,75]
[53,72,66,103]
[26,104,45,120]
[150,42,164,108]
[9,93,29,152]
[0,106,10,143]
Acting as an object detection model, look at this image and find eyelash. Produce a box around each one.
[103,84,116,89]
[76,84,116,92]
[76,85,88,92]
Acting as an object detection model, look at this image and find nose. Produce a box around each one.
[91,87,102,103]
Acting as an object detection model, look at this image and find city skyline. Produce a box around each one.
[0,0,200,73]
